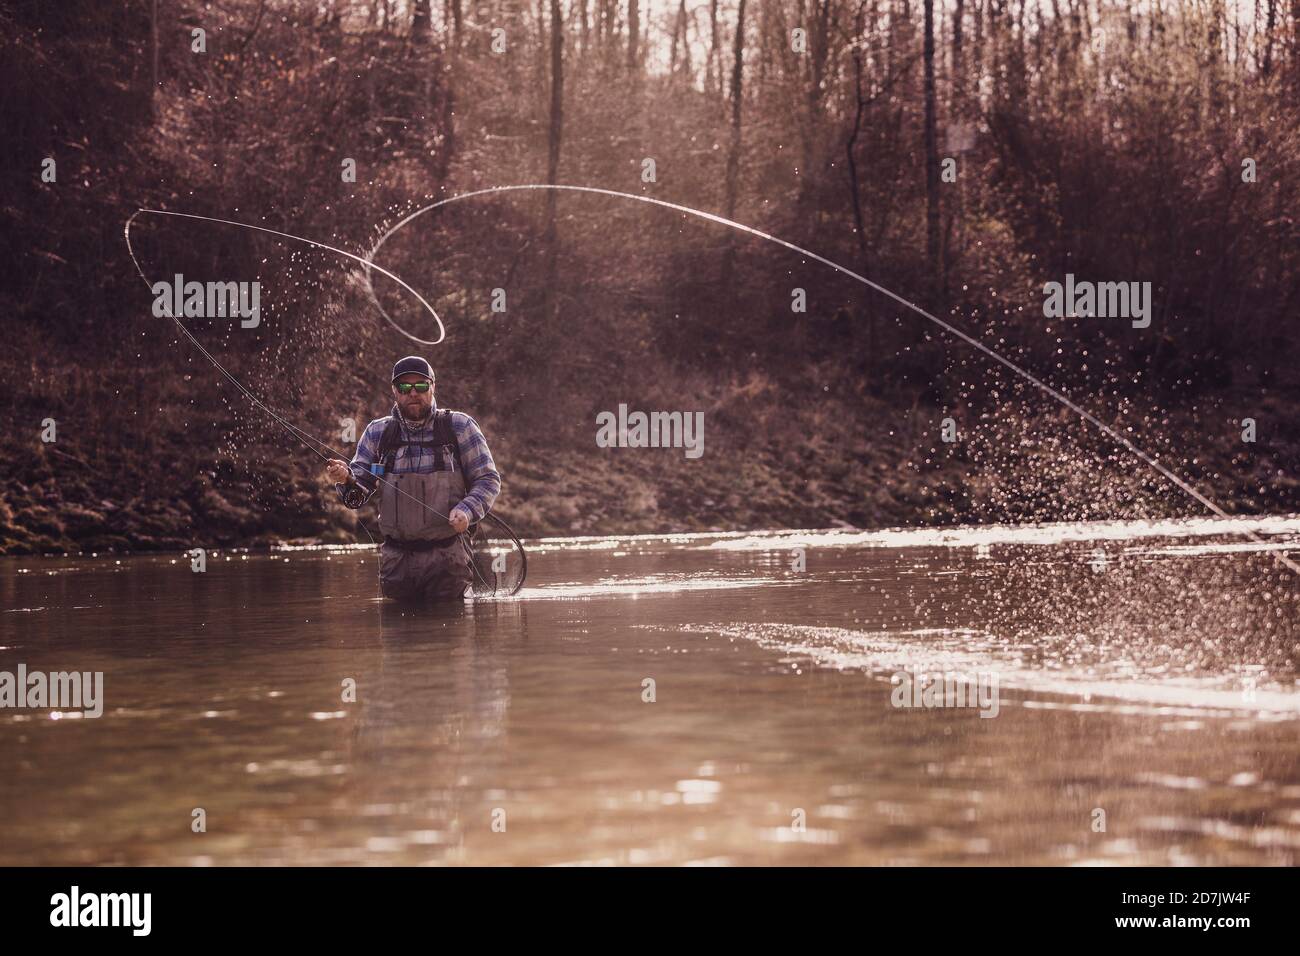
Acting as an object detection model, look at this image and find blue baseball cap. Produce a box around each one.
[392,356,435,382]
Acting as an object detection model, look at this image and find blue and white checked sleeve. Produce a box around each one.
[450,412,501,521]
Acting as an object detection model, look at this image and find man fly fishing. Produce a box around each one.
[325,356,501,601]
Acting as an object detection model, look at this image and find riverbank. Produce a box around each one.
[2,376,1295,556]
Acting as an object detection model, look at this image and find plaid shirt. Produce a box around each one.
[336,402,501,521]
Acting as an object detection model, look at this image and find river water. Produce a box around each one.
[1,515,1297,865]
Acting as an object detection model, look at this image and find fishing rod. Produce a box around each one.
[123,211,527,597]
[125,187,1298,579]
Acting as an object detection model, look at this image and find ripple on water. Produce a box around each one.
[517,573,788,600]
[660,622,1300,717]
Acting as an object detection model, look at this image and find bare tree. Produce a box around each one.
[952,0,965,107]
[150,0,160,119]
[923,0,941,297]
[412,0,432,41]
[708,0,721,92]
[846,0,877,378]
[628,0,641,69]
[447,0,462,50]
[801,0,835,201]
[722,0,748,289]
[1290,0,1299,87]
[544,0,565,321]
[670,0,688,75]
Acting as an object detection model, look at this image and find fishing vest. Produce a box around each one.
[374,409,467,542]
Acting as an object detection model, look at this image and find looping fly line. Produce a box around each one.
[124,186,1299,577]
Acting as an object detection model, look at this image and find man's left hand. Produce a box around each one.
[448,507,471,534]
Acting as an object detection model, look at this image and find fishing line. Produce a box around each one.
[122,212,470,558]
[124,211,448,509]
[365,184,1300,577]
[121,188,1298,579]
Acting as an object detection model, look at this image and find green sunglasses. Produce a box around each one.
[394,382,432,394]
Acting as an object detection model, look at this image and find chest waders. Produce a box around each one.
[372,409,476,602]
[376,410,467,544]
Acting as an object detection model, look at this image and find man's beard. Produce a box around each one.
[400,402,430,424]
